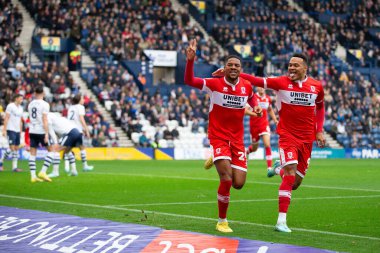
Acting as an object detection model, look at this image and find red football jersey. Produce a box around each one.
[264,76,324,142]
[250,93,271,129]
[201,77,256,143]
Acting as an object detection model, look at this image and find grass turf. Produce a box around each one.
[0,159,379,252]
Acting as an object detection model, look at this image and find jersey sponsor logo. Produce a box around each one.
[278,90,317,106]
[212,91,248,109]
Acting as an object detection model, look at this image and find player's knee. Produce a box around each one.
[232,182,244,190]
[251,143,259,152]
[292,181,302,190]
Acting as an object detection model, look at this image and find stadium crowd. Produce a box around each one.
[85,63,210,147]
[2,0,378,149]
[20,0,222,65]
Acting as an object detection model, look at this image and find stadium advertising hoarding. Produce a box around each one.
[0,206,336,253]
[143,50,177,67]
[1,148,378,160]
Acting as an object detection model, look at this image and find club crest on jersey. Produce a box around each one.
[287,152,293,159]
[223,87,228,92]
[288,84,293,89]
[216,148,221,154]
[241,87,246,94]
[310,86,315,92]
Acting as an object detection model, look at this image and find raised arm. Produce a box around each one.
[184,39,204,90]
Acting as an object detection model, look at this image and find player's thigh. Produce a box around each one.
[210,138,232,162]
[278,144,298,168]
[230,142,247,189]
[250,141,259,152]
[295,143,313,182]
[261,133,271,147]
[214,159,232,181]
[250,128,260,144]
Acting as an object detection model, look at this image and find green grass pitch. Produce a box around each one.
[0,159,379,252]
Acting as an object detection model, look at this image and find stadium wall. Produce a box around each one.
[1,148,379,160]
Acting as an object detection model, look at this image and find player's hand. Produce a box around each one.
[2,129,6,137]
[212,68,224,77]
[316,132,326,148]
[274,120,279,126]
[85,130,90,137]
[186,39,197,61]
[44,133,49,144]
[253,106,262,117]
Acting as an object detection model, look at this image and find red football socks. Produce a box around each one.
[265,147,272,168]
[217,180,232,219]
[278,175,295,213]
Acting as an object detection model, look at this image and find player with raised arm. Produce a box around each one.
[65,94,93,172]
[214,53,325,232]
[0,94,24,172]
[27,86,52,183]
[246,87,278,172]
[185,39,262,233]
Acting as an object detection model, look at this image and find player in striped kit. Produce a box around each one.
[27,86,52,183]
[65,94,93,172]
[0,94,24,172]
[47,112,83,176]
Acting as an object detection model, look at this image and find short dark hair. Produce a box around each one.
[35,86,44,94]
[12,94,23,101]
[72,93,82,105]
[225,55,242,65]
[292,53,309,66]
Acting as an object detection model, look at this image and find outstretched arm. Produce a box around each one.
[184,39,204,90]
[315,100,325,147]
[240,73,265,87]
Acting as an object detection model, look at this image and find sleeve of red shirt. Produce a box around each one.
[315,86,325,133]
[247,93,258,108]
[184,59,204,89]
[240,73,282,91]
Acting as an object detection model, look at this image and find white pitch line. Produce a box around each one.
[109,194,380,207]
[0,193,379,241]
[91,172,380,193]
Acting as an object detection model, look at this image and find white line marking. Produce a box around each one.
[0,193,379,241]
[109,195,380,207]
[91,172,380,193]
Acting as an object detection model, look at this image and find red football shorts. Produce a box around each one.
[278,134,313,178]
[250,124,270,142]
[210,138,247,172]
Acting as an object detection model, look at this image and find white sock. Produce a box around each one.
[1,148,11,162]
[29,155,36,178]
[12,151,18,169]
[218,218,227,223]
[41,152,54,173]
[69,152,77,173]
[53,152,60,174]
[277,212,287,224]
[64,153,70,169]
[275,167,281,175]
[80,150,88,167]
